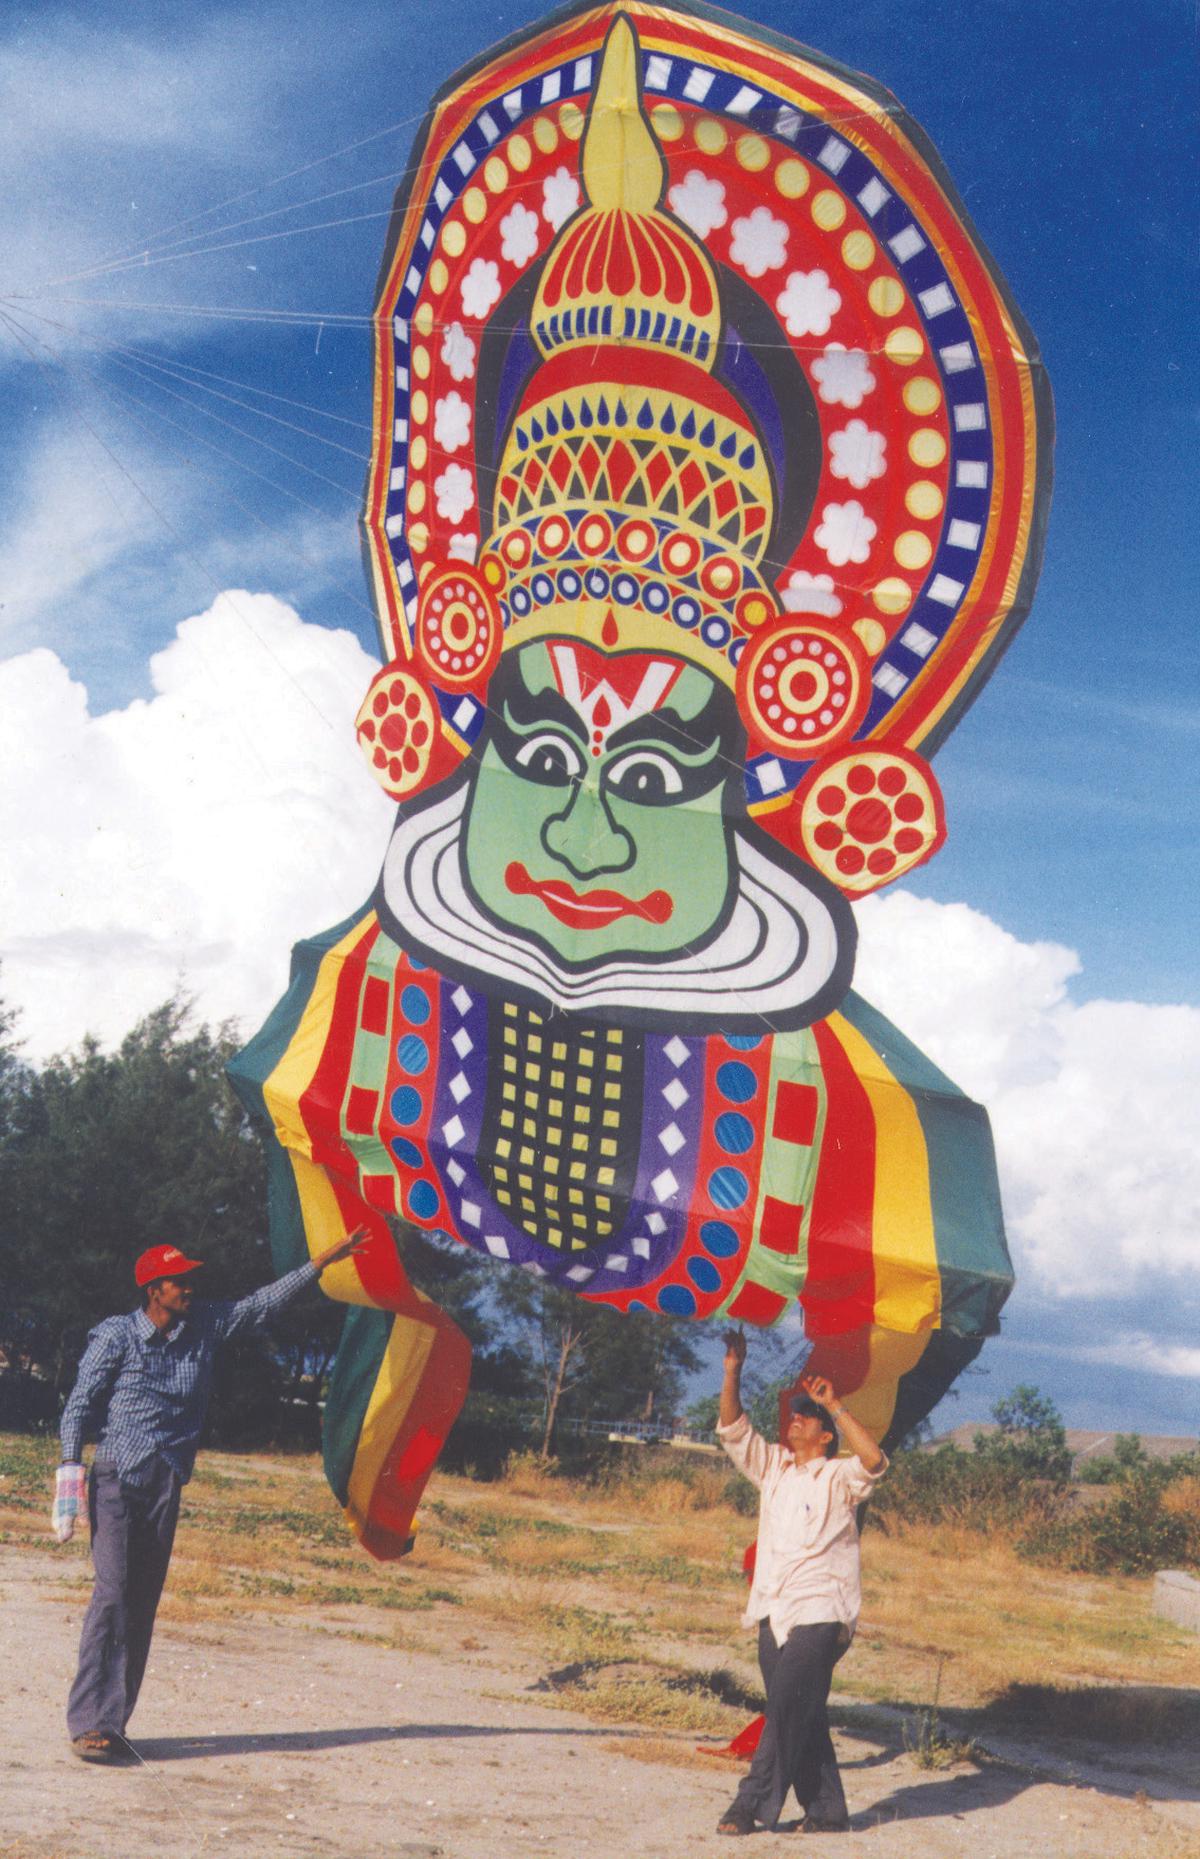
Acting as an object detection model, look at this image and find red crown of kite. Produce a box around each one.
[355,2,1050,896]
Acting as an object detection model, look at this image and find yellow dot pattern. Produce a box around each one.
[484,155,508,192]
[774,158,809,199]
[905,480,944,521]
[695,116,727,154]
[841,230,874,270]
[508,134,532,173]
[736,133,770,172]
[532,115,558,154]
[651,104,683,141]
[440,220,466,258]
[485,1003,629,1248]
[872,577,912,616]
[811,189,846,231]
[895,530,933,571]
[559,101,584,140]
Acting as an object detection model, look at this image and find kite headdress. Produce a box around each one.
[359,2,1051,896]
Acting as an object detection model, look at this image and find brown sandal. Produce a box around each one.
[71,1732,123,1764]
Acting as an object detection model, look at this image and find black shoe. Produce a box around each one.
[800,1815,851,1833]
[717,1806,758,1835]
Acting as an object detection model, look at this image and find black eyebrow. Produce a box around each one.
[496,667,588,743]
[606,688,741,764]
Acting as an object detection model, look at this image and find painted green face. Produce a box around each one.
[462,638,741,965]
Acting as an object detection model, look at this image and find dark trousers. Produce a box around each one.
[730,1618,848,1829]
[66,1457,181,1740]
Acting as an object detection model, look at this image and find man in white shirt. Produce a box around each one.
[715,1330,887,1835]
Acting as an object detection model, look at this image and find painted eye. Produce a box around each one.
[605,751,684,803]
[513,732,583,786]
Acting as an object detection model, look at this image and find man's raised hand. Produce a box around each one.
[311,1225,371,1273]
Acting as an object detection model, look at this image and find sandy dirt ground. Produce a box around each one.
[3,1549,1198,1859]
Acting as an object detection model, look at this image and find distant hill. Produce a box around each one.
[929,1424,1199,1469]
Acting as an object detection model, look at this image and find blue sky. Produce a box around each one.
[1,0,1196,1435]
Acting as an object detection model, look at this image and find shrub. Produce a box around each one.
[1019,1467,1200,1575]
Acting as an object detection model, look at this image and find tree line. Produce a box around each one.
[0,991,704,1465]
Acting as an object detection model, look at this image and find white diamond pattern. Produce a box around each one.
[451,1027,473,1059]
[664,1036,689,1068]
[658,1123,685,1157]
[651,1168,679,1202]
[448,1072,471,1104]
[442,1115,465,1146]
[661,1077,689,1111]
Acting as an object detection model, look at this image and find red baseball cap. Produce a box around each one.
[134,1244,205,1288]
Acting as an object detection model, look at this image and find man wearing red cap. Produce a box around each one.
[54,1228,364,1764]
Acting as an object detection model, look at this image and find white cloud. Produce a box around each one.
[854,890,1200,1302]
[0,595,393,1062]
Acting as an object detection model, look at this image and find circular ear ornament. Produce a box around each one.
[794,745,946,894]
[414,565,502,690]
[737,622,870,756]
[355,663,439,798]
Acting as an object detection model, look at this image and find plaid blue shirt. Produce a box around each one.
[60,1262,320,1485]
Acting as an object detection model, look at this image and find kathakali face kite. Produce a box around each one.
[231,1,1051,1559]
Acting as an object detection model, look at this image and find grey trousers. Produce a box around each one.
[729,1618,848,1829]
[66,1456,181,1740]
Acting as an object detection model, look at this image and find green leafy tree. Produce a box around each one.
[974,1383,1072,1486]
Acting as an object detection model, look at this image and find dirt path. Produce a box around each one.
[3,1550,1197,1859]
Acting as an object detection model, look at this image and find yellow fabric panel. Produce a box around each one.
[839,1327,931,1443]
[261,916,375,1160]
[345,1308,438,1534]
[829,1013,941,1334]
[287,1152,379,1309]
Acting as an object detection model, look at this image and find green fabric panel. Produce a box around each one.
[883,1329,985,1455]
[323,1305,395,1508]
[226,904,370,1119]
[839,992,1013,1340]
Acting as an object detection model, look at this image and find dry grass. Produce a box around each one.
[4,1429,1197,1760]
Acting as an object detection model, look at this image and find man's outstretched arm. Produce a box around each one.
[219,1226,370,1340]
[802,1372,886,1474]
[719,1327,746,1428]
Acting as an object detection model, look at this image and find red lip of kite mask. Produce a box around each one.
[230,2,1052,1559]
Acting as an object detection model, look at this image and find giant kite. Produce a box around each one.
[230,0,1052,1559]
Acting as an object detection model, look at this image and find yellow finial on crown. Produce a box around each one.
[581,15,664,213]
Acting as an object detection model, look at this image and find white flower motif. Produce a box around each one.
[542,166,581,231]
[781,570,843,618]
[500,202,540,267]
[440,321,476,382]
[460,257,501,320]
[433,391,471,454]
[813,500,876,568]
[828,419,887,491]
[811,344,875,408]
[667,169,727,239]
[776,268,841,337]
[729,206,788,278]
[448,531,478,563]
[435,463,475,524]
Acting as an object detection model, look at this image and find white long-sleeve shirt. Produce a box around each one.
[718,1412,886,1648]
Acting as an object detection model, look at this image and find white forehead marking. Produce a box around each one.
[549,644,679,750]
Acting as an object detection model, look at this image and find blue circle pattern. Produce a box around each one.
[396,1034,429,1074]
[391,1136,423,1170]
[714,1111,754,1155]
[687,1257,721,1294]
[400,985,430,1025]
[584,568,609,598]
[559,569,581,598]
[532,573,554,603]
[716,1061,757,1103]
[709,1166,750,1210]
[700,1220,740,1258]
[408,1180,440,1220]
[391,1086,422,1126]
[613,574,639,604]
[658,1284,696,1317]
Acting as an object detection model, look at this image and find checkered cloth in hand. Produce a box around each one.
[53,1462,87,1542]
